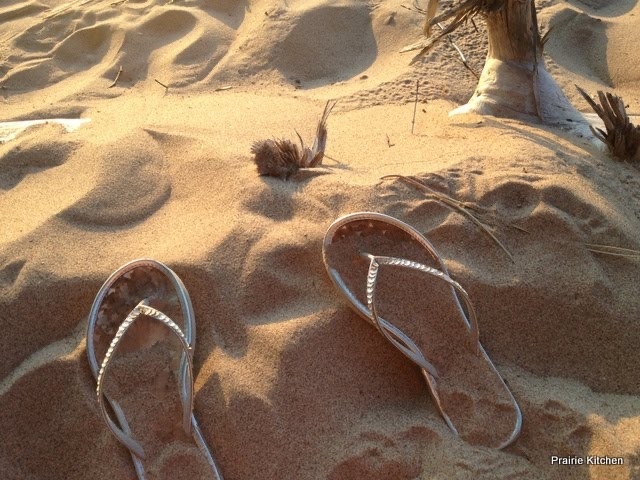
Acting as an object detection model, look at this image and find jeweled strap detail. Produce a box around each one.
[364,254,481,379]
[96,300,194,460]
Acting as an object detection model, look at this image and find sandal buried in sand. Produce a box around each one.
[322,213,522,449]
[86,259,224,479]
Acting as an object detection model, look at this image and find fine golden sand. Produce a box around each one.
[1,0,639,479]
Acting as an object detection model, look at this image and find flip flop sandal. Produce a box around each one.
[322,212,522,449]
[86,259,224,479]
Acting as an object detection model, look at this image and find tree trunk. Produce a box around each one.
[450,0,582,124]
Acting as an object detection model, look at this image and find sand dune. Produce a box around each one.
[1,0,639,479]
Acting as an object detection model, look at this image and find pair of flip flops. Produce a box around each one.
[86,213,522,478]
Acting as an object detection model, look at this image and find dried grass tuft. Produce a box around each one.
[251,100,337,180]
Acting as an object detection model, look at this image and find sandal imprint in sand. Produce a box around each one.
[86,259,224,479]
[322,212,522,449]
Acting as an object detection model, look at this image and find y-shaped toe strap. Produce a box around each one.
[96,300,194,460]
[363,253,480,379]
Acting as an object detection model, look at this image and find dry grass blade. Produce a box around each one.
[423,0,440,36]
[400,3,478,76]
[583,243,640,259]
[382,175,514,262]
[540,26,553,48]
[401,12,465,54]
[108,65,123,88]
[308,100,337,167]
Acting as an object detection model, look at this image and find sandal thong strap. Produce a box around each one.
[96,300,194,460]
[364,253,481,378]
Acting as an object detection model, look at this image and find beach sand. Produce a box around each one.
[1,0,639,478]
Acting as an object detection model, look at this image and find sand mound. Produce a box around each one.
[1,0,639,479]
[547,8,611,86]
[60,130,171,226]
[273,3,377,84]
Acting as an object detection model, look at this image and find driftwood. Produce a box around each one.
[251,100,336,179]
[577,85,640,163]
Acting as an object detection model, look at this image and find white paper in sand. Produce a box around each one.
[0,118,91,143]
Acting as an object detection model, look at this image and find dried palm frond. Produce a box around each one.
[251,100,337,179]
[423,0,440,36]
[576,85,640,163]
[401,0,502,57]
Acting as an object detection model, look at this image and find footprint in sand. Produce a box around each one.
[329,432,424,480]
[2,0,241,92]
[6,20,114,90]
[59,131,171,227]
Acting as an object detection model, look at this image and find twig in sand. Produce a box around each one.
[411,80,419,134]
[437,23,479,79]
[154,79,169,91]
[251,100,337,179]
[386,134,395,148]
[215,86,233,91]
[108,65,123,88]
[381,175,515,262]
[508,224,530,234]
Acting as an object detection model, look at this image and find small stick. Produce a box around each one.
[386,134,395,147]
[154,79,169,91]
[108,65,123,88]
[411,80,419,134]
[215,86,232,91]
[437,23,479,80]
[509,224,531,234]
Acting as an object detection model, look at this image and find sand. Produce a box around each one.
[1,0,639,479]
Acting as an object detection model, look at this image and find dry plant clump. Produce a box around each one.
[251,100,337,180]
[576,85,640,163]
